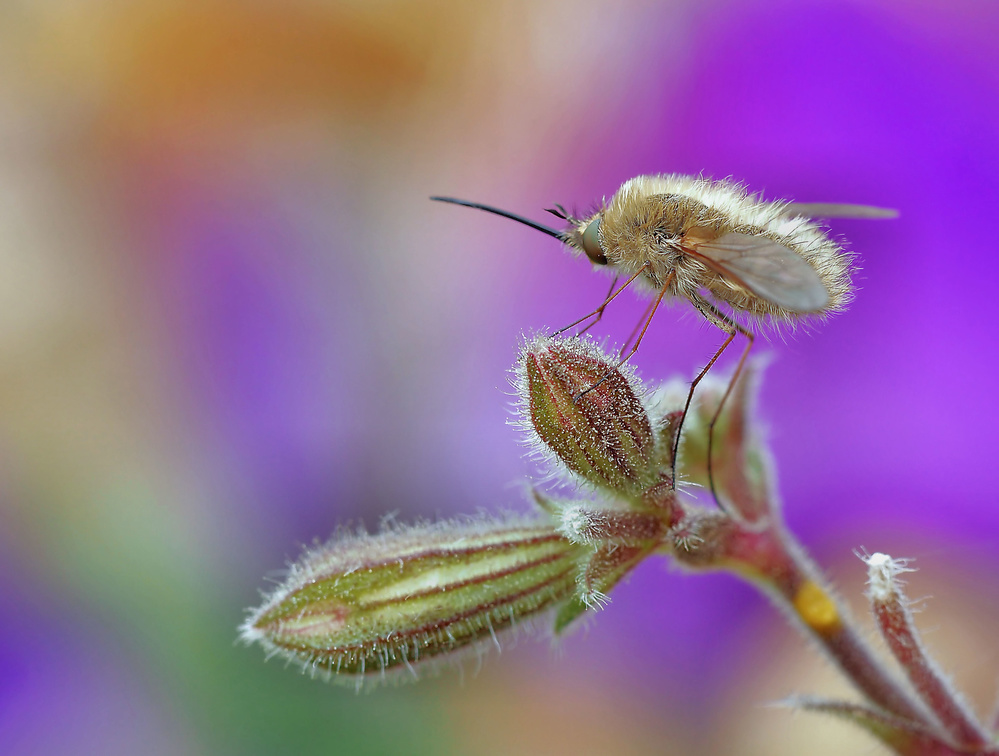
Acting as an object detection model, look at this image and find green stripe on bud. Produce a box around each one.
[240,517,588,684]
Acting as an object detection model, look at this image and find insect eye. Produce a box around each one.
[581,218,607,265]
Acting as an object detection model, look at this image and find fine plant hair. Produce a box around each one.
[241,176,992,756]
[241,332,999,755]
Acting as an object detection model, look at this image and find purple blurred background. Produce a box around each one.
[1,1,997,754]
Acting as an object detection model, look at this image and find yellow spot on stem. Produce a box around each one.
[793,580,841,635]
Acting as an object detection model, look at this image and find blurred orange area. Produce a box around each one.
[108,3,435,114]
[8,1,481,127]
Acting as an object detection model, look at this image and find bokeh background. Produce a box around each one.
[1,1,998,754]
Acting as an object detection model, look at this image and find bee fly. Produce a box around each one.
[432,174,895,503]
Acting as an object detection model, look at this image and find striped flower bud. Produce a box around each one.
[516,336,658,499]
[240,516,588,685]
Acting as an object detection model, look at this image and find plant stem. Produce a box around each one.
[681,516,932,727]
[766,528,929,725]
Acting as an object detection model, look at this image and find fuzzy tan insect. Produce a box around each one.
[432,174,895,501]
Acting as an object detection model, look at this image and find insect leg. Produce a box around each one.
[701,304,754,506]
[619,296,659,359]
[671,298,753,506]
[616,273,673,365]
[574,275,619,337]
[554,264,651,337]
[574,271,674,401]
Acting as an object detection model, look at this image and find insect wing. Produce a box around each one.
[687,232,829,312]
[784,202,898,219]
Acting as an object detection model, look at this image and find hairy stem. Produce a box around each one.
[867,554,992,750]
[676,516,933,728]
[768,532,930,727]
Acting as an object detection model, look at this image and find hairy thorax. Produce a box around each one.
[601,192,727,295]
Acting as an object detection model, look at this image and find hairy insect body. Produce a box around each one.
[431,175,893,501]
[567,175,855,324]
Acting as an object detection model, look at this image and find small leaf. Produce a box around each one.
[787,696,964,756]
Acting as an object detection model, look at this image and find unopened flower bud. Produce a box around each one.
[655,364,773,519]
[241,516,588,685]
[516,336,657,498]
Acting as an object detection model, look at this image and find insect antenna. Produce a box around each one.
[430,197,567,242]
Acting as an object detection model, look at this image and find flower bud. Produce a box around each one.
[516,336,657,498]
[240,516,588,685]
[656,364,773,520]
